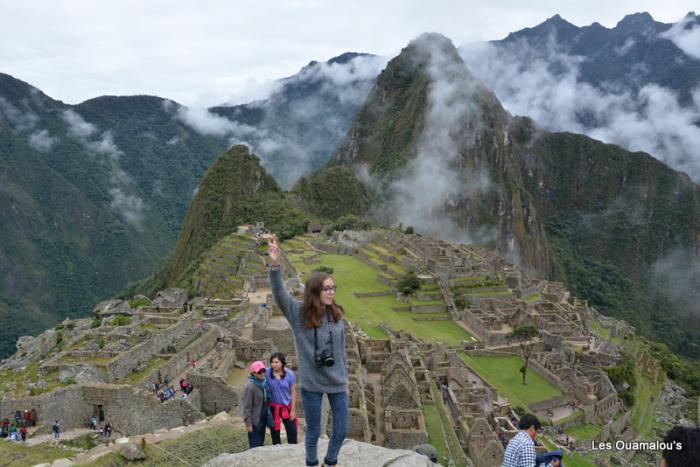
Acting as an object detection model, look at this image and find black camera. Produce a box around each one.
[315,349,335,367]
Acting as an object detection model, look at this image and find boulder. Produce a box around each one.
[3,330,58,370]
[203,439,437,466]
[152,288,188,308]
[93,299,132,317]
[119,442,146,461]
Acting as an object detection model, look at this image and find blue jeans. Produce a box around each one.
[301,389,348,466]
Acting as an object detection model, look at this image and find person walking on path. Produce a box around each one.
[242,360,272,448]
[266,352,298,445]
[502,414,541,467]
[268,235,348,467]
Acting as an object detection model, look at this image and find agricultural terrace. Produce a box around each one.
[458,354,563,408]
[284,247,474,346]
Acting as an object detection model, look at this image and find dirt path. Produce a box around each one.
[26,428,95,446]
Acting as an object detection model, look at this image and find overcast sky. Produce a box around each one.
[1,0,696,107]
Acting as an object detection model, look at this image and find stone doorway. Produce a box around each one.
[93,404,105,422]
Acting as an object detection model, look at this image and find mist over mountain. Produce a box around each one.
[177,53,387,189]
[0,73,230,357]
[300,33,700,358]
[459,11,700,183]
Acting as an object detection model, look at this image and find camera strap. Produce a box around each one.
[313,309,334,362]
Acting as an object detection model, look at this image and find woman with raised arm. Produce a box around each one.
[268,235,348,467]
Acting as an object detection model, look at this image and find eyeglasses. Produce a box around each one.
[322,286,337,293]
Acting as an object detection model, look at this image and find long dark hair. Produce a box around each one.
[269,352,287,378]
[303,271,343,328]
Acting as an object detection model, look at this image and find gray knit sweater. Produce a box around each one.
[270,267,347,394]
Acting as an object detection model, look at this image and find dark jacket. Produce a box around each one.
[241,380,266,427]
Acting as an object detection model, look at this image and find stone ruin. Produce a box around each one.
[0,227,639,466]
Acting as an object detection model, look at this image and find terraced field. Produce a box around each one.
[286,250,473,345]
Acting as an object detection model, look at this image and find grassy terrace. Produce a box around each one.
[0,439,74,467]
[83,424,251,466]
[564,423,602,440]
[288,253,473,345]
[458,354,563,408]
[540,436,595,467]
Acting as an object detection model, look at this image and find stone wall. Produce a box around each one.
[0,384,205,435]
[384,409,428,449]
[142,329,221,386]
[106,313,195,380]
[187,373,241,415]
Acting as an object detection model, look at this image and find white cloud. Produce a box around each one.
[108,188,145,226]
[62,109,97,139]
[460,39,700,182]
[651,248,700,317]
[661,14,700,59]
[61,109,145,226]
[175,106,238,136]
[0,96,39,132]
[385,34,495,244]
[28,129,56,152]
[2,2,697,107]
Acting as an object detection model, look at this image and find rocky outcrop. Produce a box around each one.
[1,330,59,370]
[152,288,188,308]
[204,439,438,466]
[93,299,132,317]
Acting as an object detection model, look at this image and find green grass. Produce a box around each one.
[288,253,473,345]
[422,403,450,464]
[540,436,595,467]
[458,354,563,408]
[427,382,468,466]
[0,439,74,467]
[82,424,250,466]
[564,423,602,440]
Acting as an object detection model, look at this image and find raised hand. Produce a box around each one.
[268,234,281,266]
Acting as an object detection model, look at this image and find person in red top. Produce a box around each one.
[265,352,298,444]
[19,425,27,442]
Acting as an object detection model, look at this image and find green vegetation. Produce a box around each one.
[397,269,420,295]
[0,439,74,467]
[427,382,469,466]
[507,325,539,385]
[90,317,102,329]
[288,253,473,345]
[564,423,602,440]
[129,297,151,308]
[458,354,563,408]
[312,266,334,274]
[82,424,250,466]
[109,315,131,326]
[114,356,169,385]
[422,403,450,464]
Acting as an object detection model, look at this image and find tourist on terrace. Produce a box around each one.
[242,360,272,448]
[268,234,348,467]
[266,351,298,445]
[502,414,541,467]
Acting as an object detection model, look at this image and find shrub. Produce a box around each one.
[90,317,102,329]
[313,266,334,274]
[404,226,414,234]
[397,269,420,296]
[96,337,106,349]
[129,297,151,308]
[110,315,131,326]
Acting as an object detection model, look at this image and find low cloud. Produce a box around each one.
[108,188,145,226]
[0,96,39,132]
[385,34,495,245]
[214,54,387,188]
[661,14,700,59]
[62,109,97,139]
[175,106,238,136]
[61,109,145,226]
[651,248,700,319]
[459,39,700,183]
[28,129,57,152]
